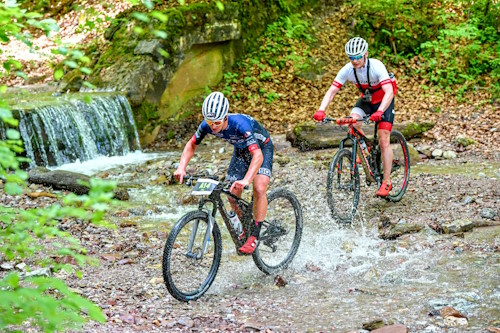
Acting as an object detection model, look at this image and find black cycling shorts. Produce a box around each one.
[353,98,395,124]
[225,141,274,182]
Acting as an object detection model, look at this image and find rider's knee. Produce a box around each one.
[253,183,267,198]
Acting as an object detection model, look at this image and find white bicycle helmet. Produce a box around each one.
[202,91,229,121]
[345,37,368,57]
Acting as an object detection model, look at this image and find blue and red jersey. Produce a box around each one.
[191,114,271,152]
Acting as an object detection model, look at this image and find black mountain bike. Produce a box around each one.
[325,116,410,224]
[162,177,303,302]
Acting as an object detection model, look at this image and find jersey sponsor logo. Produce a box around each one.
[254,133,268,142]
[248,143,259,152]
[258,168,271,177]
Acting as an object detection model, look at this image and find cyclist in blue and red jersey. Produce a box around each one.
[313,37,396,197]
[174,91,273,254]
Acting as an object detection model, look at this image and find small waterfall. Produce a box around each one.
[11,93,141,167]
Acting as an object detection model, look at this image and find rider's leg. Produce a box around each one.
[378,128,393,183]
[239,175,270,254]
[376,122,394,196]
[350,107,366,136]
[252,174,270,222]
[239,143,273,254]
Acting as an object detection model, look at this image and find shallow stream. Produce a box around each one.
[57,141,500,332]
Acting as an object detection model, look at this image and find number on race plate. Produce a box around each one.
[191,178,219,195]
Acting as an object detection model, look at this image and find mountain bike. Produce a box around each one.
[324,116,410,224]
[162,176,303,302]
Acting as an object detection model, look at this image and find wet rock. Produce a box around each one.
[273,275,287,287]
[440,306,467,319]
[443,150,457,159]
[443,316,468,327]
[120,220,137,228]
[362,319,391,331]
[455,134,475,147]
[371,324,408,333]
[432,149,443,159]
[0,262,14,270]
[379,221,423,240]
[23,267,51,278]
[441,219,474,234]
[416,144,432,158]
[480,208,497,220]
[463,196,475,205]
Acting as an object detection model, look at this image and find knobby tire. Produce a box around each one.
[252,188,303,274]
[327,148,360,224]
[162,210,222,302]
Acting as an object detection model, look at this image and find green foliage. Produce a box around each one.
[351,0,499,99]
[221,14,314,103]
[0,2,120,332]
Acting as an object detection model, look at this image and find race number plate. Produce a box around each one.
[191,178,219,195]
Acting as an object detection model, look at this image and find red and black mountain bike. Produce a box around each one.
[324,116,410,224]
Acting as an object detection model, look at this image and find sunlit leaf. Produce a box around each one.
[64,60,79,68]
[80,67,92,75]
[5,182,23,195]
[133,26,144,35]
[153,30,167,39]
[82,81,96,89]
[54,68,64,80]
[6,129,20,140]
[216,1,224,11]
[132,12,149,23]
[151,11,168,23]
[83,95,92,103]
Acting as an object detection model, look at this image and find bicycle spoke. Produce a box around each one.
[252,189,302,274]
[163,211,222,301]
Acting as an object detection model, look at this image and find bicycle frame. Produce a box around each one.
[187,183,253,258]
[338,120,383,185]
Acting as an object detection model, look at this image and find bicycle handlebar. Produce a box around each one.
[183,175,249,190]
[323,115,384,126]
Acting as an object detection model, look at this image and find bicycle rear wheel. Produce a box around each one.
[327,148,360,224]
[162,211,222,302]
[252,189,303,275]
[382,130,410,202]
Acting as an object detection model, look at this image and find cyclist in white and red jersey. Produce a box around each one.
[174,92,274,254]
[313,37,396,197]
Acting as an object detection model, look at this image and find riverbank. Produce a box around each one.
[1,135,498,332]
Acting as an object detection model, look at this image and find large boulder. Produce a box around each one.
[28,167,129,200]
[287,121,434,151]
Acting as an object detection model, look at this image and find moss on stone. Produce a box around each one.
[401,122,435,139]
[135,101,159,130]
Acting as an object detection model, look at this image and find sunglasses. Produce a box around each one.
[205,119,224,126]
[348,54,364,61]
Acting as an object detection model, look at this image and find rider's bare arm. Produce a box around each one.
[244,148,263,183]
[377,84,394,113]
[174,138,198,183]
[319,85,341,111]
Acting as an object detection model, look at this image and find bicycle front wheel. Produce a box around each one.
[162,211,222,302]
[253,189,303,275]
[382,130,410,202]
[327,148,361,224]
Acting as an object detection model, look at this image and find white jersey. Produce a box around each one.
[332,58,392,104]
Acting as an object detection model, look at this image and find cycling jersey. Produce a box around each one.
[191,114,271,151]
[332,58,393,104]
